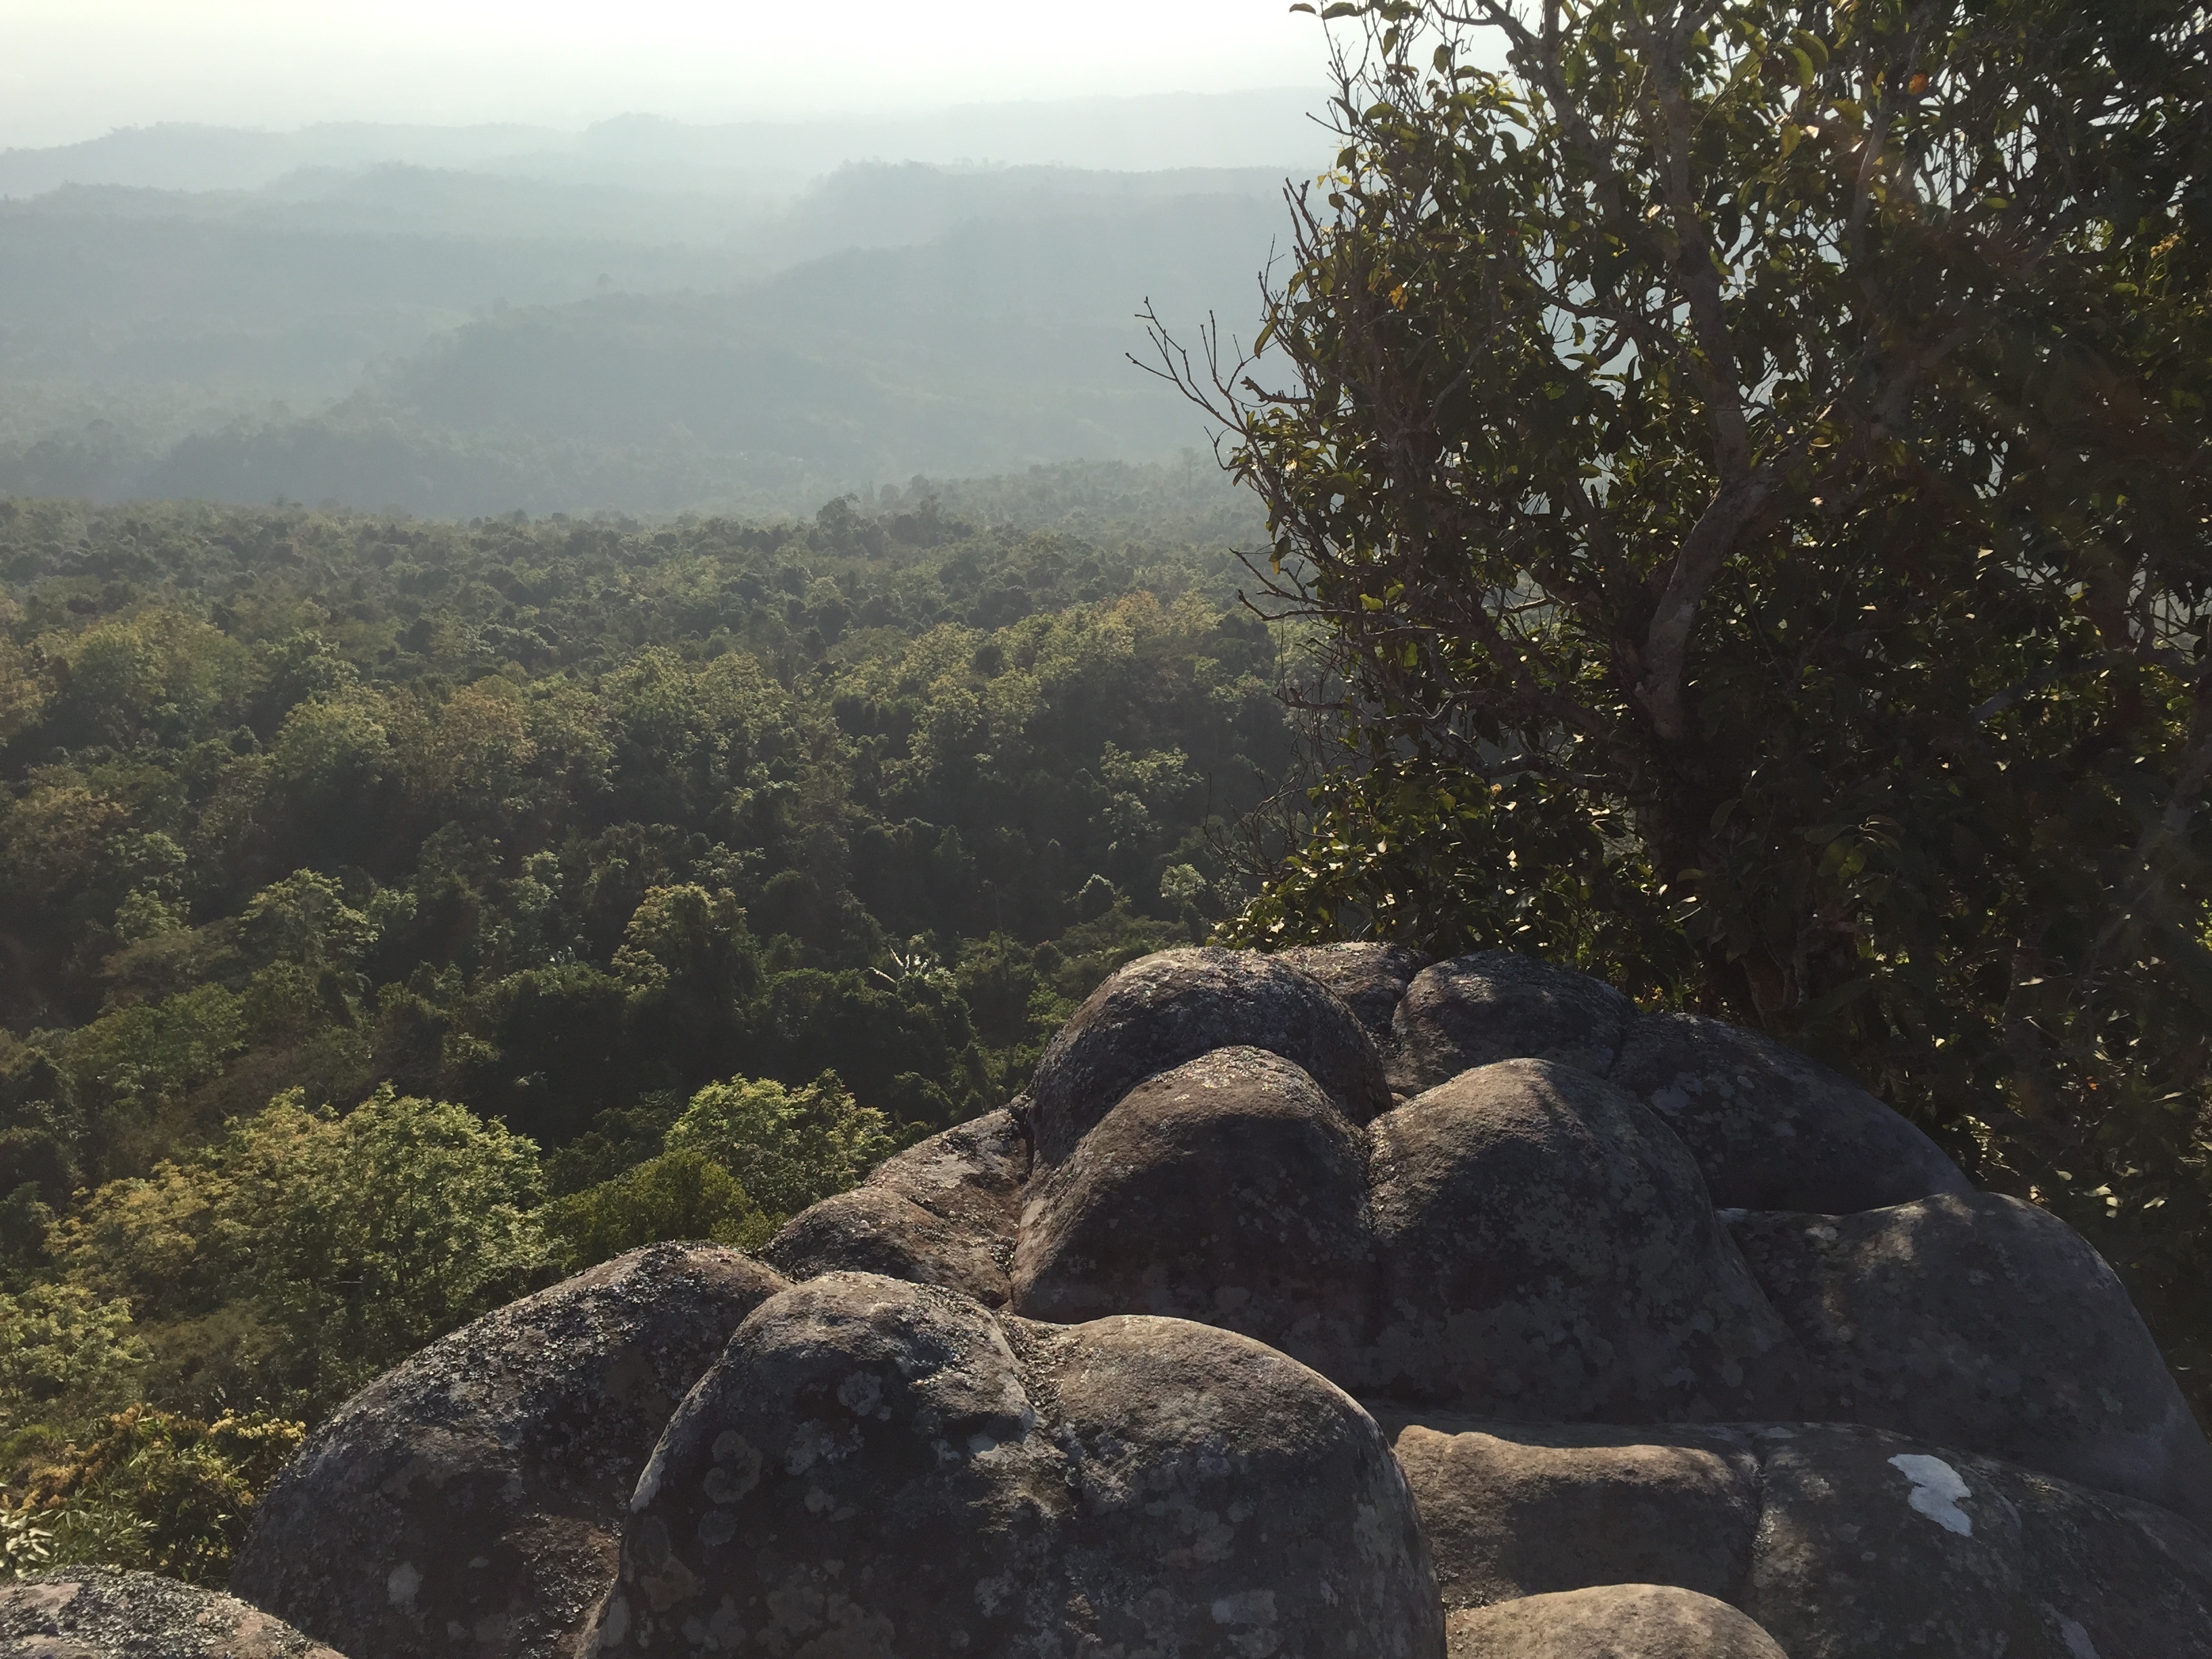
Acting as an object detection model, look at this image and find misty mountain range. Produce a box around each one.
[0,91,1328,517]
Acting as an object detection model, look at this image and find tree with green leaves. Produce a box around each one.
[1164,0,2212,1381]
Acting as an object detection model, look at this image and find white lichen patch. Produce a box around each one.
[385,1562,422,1610]
[1887,1453,1973,1536]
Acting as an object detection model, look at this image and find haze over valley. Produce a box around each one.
[0,91,1327,516]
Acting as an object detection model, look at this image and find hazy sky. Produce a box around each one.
[0,0,1327,148]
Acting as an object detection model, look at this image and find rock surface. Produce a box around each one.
[764,1183,1011,1305]
[1,1569,346,1659]
[861,1106,1029,1243]
[231,1243,787,1659]
[1024,946,1392,1164]
[1612,1011,1973,1212]
[594,1271,1445,1658]
[1012,1045,1375,1376]
[1380,1415,1759,1607]
[1279,941,1431,1048]
[1389,951,1633,1095]
[1732,1193,2212,1522]
[1444,1584,1787,1659]
[1388,1412,2212,1659]
[763,1107,1031,1307]
[1363,1059,1803,1418]
[213,944,2212,1659]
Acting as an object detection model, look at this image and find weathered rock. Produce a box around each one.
[1279,941,1431,1047]
[1390,952,1633,1096]
[764,1184,1011,1305]
[1379,1414,1759,1609]
[1,1570,346,1659]
[1024,946,1391,1165]
[593,1271,1445,1659]
[764,1107,1031,1306]
[232,1243,787,1659]
[1011,1046,1376,1376]
[1381,1411,2212,1659]
[1732,1193,2212,1522]
[862,1106,1029,1243]
[1741,1422,2212,1659]
[1612,1010,1970,1212]
[1361,1059,1803,1419]
[1444,1585,1787,1659]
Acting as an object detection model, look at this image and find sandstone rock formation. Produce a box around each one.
[165,943,2212,1659]
[1359,1059,1802,1418]
[232,1242,787,1659]
[1389,950,1634,1092]
[1277,941,1430,1047]
[1,1568,346,1659]
[1012,1045,1375,1375]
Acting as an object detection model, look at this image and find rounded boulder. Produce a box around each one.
[1445,1584,1788,1659]
[231,1242,787,1659]
[1731,1193,2212,1522]
[1011,1044,1377,1376]
[1612,1010,1970,1212]
[1389,952,1633,1096]
[594,1271,1445,1659]
[1277,941,1431,1048]
[1024,946,1391,1166]
[1361,1059,1804,1419]
[2,1570,346,1659]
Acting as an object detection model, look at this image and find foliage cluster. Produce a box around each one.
[1,1407,303,1587]
[1181,0,2212,1406]
[0,490,1290,1565]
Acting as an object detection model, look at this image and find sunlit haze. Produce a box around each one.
[0,0,1325,147]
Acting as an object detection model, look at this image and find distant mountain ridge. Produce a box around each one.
[0,89,1332,200]
[0,154,1294,515]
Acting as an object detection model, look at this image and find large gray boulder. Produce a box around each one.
[1361,1059,1804,1419]
[1382,950,1969,1213]
[592,1271,1445,1659]
[762,1107,1029,1307]
[1612,1010,1972,1212]
[1732,1193,2212,1521]
[1024,947,1392,1164]
[860,1105,1029,1242]
[764,1183,1010,1305]
[1385,1412,2212,1659]
[1279,941,1432,1048]
[1,1570,346,1659]
[231,1243,787,1659]
[1380,1414,1759,1608]
[1389,952,1633,1095]
[1011,1045,1376,1378]
[1444,1584,1787,1659]
[1742,1422,2212,1659]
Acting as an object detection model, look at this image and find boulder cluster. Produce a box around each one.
[9,945,2212,1658]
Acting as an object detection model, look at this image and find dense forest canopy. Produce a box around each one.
[0,487,1294,1571]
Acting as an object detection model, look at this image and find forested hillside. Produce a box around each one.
[0,129,1312,514]
[0,488,1289,1562]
